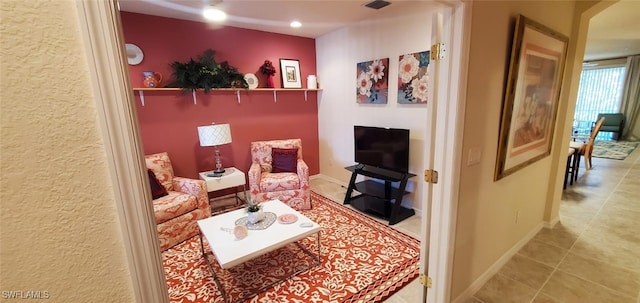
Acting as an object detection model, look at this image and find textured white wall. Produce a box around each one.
[316,3,441,212]
[0,1,134,301]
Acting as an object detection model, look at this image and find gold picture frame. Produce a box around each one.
[495,15,569,181]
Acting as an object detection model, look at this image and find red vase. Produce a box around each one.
[267,75,275,88]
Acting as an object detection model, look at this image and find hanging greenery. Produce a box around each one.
[168,49,247,93]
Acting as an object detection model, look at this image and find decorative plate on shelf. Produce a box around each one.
[125,43,144,65]
[277,213,298,224]
[244,73,259,89]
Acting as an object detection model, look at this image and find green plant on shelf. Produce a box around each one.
[168,49,247,93]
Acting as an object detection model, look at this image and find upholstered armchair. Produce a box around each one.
[145,152,211,251]
[248,139,311,210]
[597,113,624,141]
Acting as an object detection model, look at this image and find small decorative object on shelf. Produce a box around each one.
[246,200,265,224]
[279,58,302,88]
[168,49,248,93]
[260,60,276,88]
[143,71,162,88]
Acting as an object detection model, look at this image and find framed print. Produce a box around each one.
[494,15,569,181]
[398,51,430,104]
[279,59,302,88]
[356,57,389,104]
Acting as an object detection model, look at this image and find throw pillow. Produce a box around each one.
[271,148,298,173]
[147,169,168,199]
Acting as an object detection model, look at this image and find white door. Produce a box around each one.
[420,2,469,303]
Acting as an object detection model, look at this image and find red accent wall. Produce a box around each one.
[121,12,319,181]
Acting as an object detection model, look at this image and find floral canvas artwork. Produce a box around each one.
[356,58,389,104]
[398,51,430,104]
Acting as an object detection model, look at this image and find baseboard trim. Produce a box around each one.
[451,222,544,303]
[544,216,560,229]
[310,173,349,187]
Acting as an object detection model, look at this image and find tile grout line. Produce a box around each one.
[529,153,637,302]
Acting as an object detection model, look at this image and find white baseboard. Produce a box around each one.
[310,173,349,187]
[451,222,544,303]
[544,216,559,229]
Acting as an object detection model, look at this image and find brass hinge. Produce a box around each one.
[431,43,446,61]
[424,169,439,184]
[420,274,433,288]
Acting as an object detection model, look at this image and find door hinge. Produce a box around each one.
[420,274,433,288]
[431,43,446,61]
[424,169,439,184]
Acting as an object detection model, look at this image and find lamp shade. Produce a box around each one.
[197,124,232,147]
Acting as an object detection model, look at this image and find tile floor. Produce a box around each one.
[470,146,640,303]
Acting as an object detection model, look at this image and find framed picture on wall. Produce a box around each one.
[356,57,389,104]
[279,59,302,88]
[494,15,569,181]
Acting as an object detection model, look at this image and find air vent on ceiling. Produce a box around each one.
[364,0,391,10]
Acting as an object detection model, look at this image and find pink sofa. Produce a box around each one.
[145,152,211,251]
[248,139,311,210]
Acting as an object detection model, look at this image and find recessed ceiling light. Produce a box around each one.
[203,6,227,22]
[290,21,302,28]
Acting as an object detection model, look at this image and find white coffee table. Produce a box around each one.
[197,199,321,302]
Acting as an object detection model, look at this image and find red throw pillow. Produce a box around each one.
[271,148,298,173]
[147,169,168,199]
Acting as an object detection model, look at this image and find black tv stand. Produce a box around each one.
[343,165,416,225]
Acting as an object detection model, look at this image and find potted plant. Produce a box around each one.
[168,49,248,93]
[247,200,264,224]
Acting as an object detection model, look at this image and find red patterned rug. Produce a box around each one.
[162,191,420,302]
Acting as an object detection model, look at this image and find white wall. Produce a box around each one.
[316,3,443,212]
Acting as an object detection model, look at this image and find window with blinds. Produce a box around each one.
[573,65,627,140]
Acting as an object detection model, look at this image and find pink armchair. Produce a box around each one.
[145,152,211,251]
[248,139,311,210]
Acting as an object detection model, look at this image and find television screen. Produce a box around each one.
[354,125,410,173]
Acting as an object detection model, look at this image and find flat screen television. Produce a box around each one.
[354,125,410,173]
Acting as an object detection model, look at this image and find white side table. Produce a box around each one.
[199,167,247,206]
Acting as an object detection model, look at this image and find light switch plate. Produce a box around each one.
[467,147,481,166]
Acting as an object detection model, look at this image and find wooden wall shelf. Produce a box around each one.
[132,87,322,106]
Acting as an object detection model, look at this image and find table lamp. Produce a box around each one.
[197,123,232,175]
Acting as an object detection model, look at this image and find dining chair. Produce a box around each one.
[569,116,606,178]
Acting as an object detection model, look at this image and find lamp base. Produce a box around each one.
[207,171,224,177]
[213,168,226,174]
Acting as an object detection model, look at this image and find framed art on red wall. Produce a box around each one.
[280,58,302,88]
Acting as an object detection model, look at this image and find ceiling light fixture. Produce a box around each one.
[290,21,302,28]
[203,6,226,21]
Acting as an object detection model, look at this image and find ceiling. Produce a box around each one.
[118,0,411,38]
[584,0,640,61]
[118,0,640,61]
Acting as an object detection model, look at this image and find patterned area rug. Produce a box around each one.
[592,141,640,160]
[163,191,420,303]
